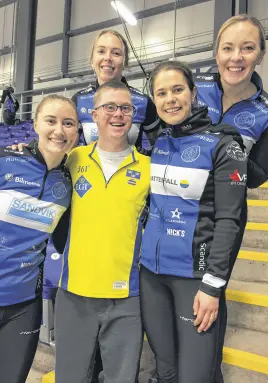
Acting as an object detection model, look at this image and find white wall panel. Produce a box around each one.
[70,0,211,30]
[34,41,63,81]
[0,4,16,49]
[36,0,65,39]
[0,53,15,86]
[248,0,268,24]
[69,1,214,73]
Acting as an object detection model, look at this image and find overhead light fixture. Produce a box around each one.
[111,1,137,26]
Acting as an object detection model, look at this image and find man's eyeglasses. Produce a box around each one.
[94,103,135,116]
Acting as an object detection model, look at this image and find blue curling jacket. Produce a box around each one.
[72,78,159,149]
[194,72,268,188]
[0,141,72,306]
[140,107,247,297]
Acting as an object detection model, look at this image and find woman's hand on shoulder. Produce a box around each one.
[193,290,219,333]
[7,142,27,151]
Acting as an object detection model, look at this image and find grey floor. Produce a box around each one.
[26,342,154,383]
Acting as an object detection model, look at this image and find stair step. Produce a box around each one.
[248,182,268,200]
[233,249,268,282]
[238,248,268,262]
[226,280,268,332]
[247,200,268,206]
[243,223,268,249]
[247,200,268,223]
[222,364,268,383]
[224,326,268,357]
[141,327,268,381]
[232,260,268,283]
[246,223,268,231]
[223,347,268,375]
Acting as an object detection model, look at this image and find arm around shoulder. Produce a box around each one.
[247,128,268,188]
[200,135,247,297]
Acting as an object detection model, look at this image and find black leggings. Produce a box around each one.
[140,266,221,383]
[0,297,42,383]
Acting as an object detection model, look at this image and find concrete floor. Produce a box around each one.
[27,342,268,383]
[26,342,155,383]
[26,344,55,383]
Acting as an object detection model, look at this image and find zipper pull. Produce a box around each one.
[165,127,172,137]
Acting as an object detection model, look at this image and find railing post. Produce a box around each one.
[20,94,23,121]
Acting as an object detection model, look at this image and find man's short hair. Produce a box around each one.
[93,81,131,107]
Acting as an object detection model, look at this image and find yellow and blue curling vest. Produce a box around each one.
[60,142,150,298]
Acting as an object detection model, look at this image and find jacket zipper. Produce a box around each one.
[106,160,136,187]
[155,130,174,273]
[218,95,250,124]
[90,155,136,188]
[38,170,49,200]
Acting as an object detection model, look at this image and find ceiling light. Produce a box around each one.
[111,1,137,26]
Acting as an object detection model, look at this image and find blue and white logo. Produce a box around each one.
[181,146,200,162]
[5,173,14,181]
[171,208,182,219]
[91,127,99,141]
[74,176,92,198]
[52,182,67,200]
[8,199,56,226]
[234,112,255,130]
[80,107,87,114]
[154,147,169,156]
[126,169,141,180]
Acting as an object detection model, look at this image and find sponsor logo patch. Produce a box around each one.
[126,169,141,180]
[171,208,182,219]
[20,261,38,268]
[0,236,12,251]
[8,199,56,225]
[151,175,178,185]
[51,182,67,200]
[74,176,92,197]
[154,147,169,156]
[167,208,186,224]
[5,157,30,163]
[51,253,60,260]
[234,111,255,130]
[199,243,206,271]
[181,145,200,162]
[226,141,246,161]
[113,281,128,289]
[179,179,189,188]
[229,169,247,185]
[5,173,13,181]
[167,228,185,237]
[195,134,215,143]
[77,165,90,173]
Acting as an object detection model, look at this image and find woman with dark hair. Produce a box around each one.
[139,61,247,383]
[194,15,268,382]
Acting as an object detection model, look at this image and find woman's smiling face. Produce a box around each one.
[153,69,196,125]
[216,21,264,88]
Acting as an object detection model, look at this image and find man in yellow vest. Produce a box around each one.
[54,81,150,383]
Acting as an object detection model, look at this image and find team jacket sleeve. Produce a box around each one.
[141,96,162,147]
[51,152,75,253]
[247,129,268,188]
[52,206,70,254]
[199,136,247,297]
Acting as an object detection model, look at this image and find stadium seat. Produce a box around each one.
[0,120,35,147]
